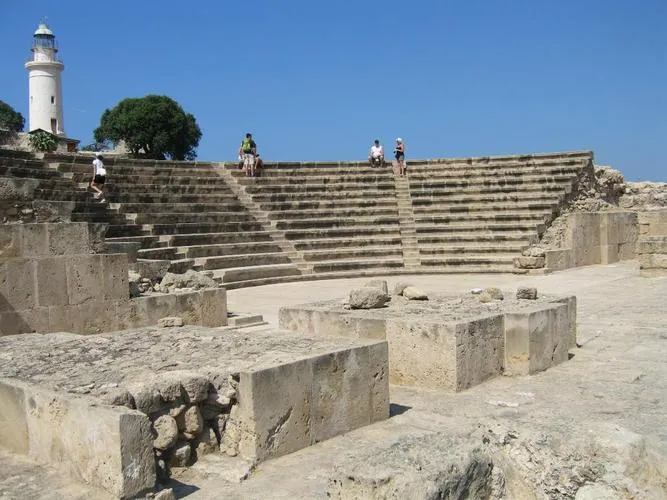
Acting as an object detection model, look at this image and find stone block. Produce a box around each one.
[0,378,155,499]
[20,224,49,258]
[47,222,90,256]
[0,258,37,312]
[65,254,103,305]
[600,244,619,264]
[0,307,50,336]
[130,259,171,281]
[105,241,141,263]
[195,288,228,327]
[639,253,667,269]
[386,315,505,391]
[544,249,573,271]
[101,253,129,301]
[513,256,545,269]
[550,295,577,349]
[0,225,22,261]
[36,257,68,307]
[504,304,570,376]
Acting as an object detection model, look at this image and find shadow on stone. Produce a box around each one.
[389,403,411,417]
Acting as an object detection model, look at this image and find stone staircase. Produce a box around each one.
[1,149,592,288]
[406,152,592,272]
[39,153,303,288]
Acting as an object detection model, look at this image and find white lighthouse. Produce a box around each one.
[25,22,65,136]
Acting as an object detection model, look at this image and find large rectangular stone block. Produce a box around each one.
[65,254,103,305]
[504,304,570,375]
[0,258,37,312]
[20,224,49,258]
[639,253,667,269]
[0,225,23,260]
[101,253,129,301]
[49,301,118,334]
[0,378,155,499]
[36,257,68,307]
[544,249,573,271]
[47,222,90,256]
[0,307,50,336]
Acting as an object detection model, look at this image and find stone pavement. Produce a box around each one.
[2,261,667,498]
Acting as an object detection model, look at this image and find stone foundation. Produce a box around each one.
[279,291,576,391]
[0,326,389,498]
[638,210,667,277]
[0,222,227,334]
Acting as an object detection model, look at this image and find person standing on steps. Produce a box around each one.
[394,138,406,176]
[90,153,107,203]
[238,132,258,177]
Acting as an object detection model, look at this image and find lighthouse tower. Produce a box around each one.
[25,22,65,136]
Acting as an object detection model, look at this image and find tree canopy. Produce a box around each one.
[0,100,25,132]
[93,95,202,160]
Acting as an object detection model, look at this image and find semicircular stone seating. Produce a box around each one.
[0,149,591,289]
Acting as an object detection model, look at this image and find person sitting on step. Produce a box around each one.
[368,139,385,167]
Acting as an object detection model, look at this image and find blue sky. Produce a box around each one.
[1,0,665,180]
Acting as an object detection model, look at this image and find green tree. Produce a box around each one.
[0,100,25,132]
[28,130,57,152]
[93,95,202,160]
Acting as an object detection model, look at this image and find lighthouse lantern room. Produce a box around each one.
[25,22,65,136]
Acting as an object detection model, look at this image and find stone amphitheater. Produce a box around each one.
[1,147,667,499]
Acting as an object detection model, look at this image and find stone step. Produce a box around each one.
[293,235,403,250]
[0,165,62,180]
[210,263,301,283]
[168,231,274,247]
[266,206,399,220]
[409,183,571,197]
[311,258,404,273]
[274,215,399,230]
[249,191,395,202]
[195,252,292,270]
[136,247,185,260]
[283,225,402,240]
[419,254,517,266]
[149,221,266,236]
[244,182,397,194]
[103,183,233,195]
[113,202,247,214]
[411,192,561,205]
[419,243,527,254]
[70,211,129,224]
[417,232,536,244]
[69,171,225,185]
[415,221,543,233]
[235,174,395,185]
[104,235,163,249]
[405,165,581,180]
[105,193,241,204]
[413,213,550,224]
[134,212,257,225]
[412,201,557,214]
[408,175,575,190]
[106,225,151,238]
[177,241,284,259]
[57,161,218,174]
[303,246,404,262]
[258,199,399,211]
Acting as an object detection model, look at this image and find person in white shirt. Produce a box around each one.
[368,139,385,166]
[91,153,107,203]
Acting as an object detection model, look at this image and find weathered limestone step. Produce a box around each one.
[283,225,402,240]
[412,202,557,214]
[419,254,518,266]
[409,173,577,189]
[210,263,302,283]
[302,246,404,262]
[69,172,226,185]
[104,235,163,249]
[412,192,563,205]
[104,183,234,194]
[258,199,398,211]
[406,165,582,180]
[106,224,151,238]
[180,241,284,259]
[293,235,403,251]
[195,252,292,270]
[413,213,550,224]
[409,182,572,197]
[106,193,241,204]
[394,174,421,269]
[235,174,394,185]
[312,258,405,273]
[168,231,275,246]
[58,163,219,177]
[113,202,247,214]
[245,183,396,194]
[250,191,396,202]
[419,243,527,254]
[275,216,400,230]
[0,166,63,180]
[415,221,545,233]
[167,257,196,273]
[149,221,266,236]
[266,207,400,220]
[133,212,257,225]
[417,232,537,244]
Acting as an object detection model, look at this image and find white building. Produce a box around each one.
[25,22,65,136]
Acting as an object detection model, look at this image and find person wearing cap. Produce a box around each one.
[238,132,258,177]
[368,139,385,167]
[90,153,107,203]
[394,138,406,176]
